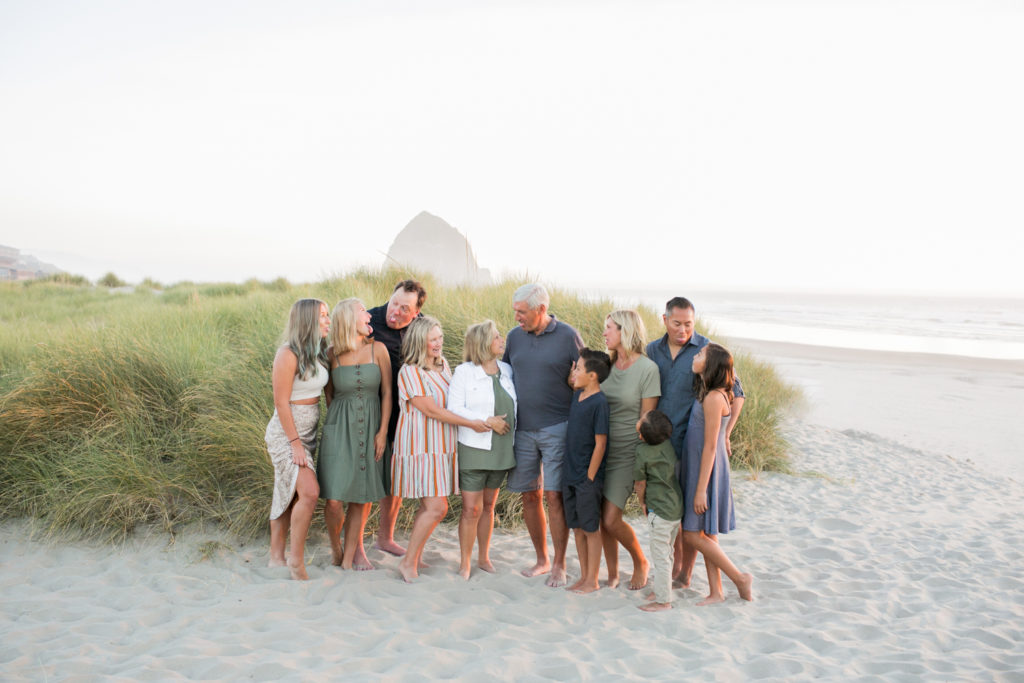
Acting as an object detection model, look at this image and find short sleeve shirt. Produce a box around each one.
[565,390,610,486]
[633,440,683,521]
[646,332,745,456]
[502,315,583,431]
[600,355,662,459]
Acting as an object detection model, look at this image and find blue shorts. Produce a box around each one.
[563,478,603,533]
[506,422,567,492]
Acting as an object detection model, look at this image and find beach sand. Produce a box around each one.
[3,347,1024,680]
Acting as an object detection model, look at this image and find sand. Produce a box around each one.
[3,345,1023,680]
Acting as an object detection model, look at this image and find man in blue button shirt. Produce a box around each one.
[645,296,745,587]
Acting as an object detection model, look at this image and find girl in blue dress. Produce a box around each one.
[681,343,754,605]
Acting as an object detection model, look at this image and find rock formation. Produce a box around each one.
[384,212,492,286]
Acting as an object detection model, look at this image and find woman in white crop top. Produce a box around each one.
[264,298,330,580]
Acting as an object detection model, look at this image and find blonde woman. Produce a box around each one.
[391,316,492,582]
[318,298,392,570]
[600,309,660,590]
[265,299,330,580]
[447,320,516,579]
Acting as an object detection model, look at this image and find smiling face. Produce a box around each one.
[354,301,372,337]
[603,317,622,352]
[513,300,546,333]
[490,329,505,358]
[318,303,331,338]
[386,289,420,330]
[663,305,696,349]
[426,325,444,362]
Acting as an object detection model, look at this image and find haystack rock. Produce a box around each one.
[385,212,492,286]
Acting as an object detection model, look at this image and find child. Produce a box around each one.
[681,343,753,604]
[563,348,612,594]
[633,409,684,611]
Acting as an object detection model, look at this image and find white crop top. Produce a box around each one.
[290,362,329,401]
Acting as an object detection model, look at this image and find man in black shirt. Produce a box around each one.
[368,278,426,556]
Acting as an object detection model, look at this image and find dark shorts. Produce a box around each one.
[563,477,603,533]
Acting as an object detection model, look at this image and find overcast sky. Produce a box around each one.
[2,0,1022,295]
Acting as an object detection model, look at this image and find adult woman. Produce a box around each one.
[318,298,392,570]
[600,309,660,589]
[681,343,753,604]
[265,298,330,581]
[391,316,492,582]
[447,320,516,579]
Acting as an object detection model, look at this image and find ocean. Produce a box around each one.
[599,288,1024,361]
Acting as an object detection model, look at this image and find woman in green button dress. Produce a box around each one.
[318,298,392,570]
[447,320,516,580]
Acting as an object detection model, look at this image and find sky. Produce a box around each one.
[2,0,1022,295]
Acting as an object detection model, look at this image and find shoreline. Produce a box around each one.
[3,419,1022,679]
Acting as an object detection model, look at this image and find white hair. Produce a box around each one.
[512,283,549,310]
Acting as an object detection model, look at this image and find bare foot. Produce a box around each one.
[643,591,656,601]
[697,593,725,606]
[736,572,754,601]
[629,560,650,590]
[672,577,690,589]
[521,560,551,578]
[458,565,472,580]
[330,542,343,567]
[268,557,286,568]
[374,539,407,557]
[606,575,620,589]
[353,560,375,571]
[571,582,600,595]
[398,561,418,583]
[565,577,585,592]
[478,559,496,573]
[288,561,309,581]
[545,567,567,588]
[639,601,673,612]
[418,558,431,570]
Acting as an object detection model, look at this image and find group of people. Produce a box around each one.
[263,279,754,608]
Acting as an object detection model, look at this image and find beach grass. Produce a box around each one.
[0,269,800,541]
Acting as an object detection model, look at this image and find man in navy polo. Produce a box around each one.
[645,296,745,586]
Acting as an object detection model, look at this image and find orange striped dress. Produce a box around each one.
[391,361,459,498]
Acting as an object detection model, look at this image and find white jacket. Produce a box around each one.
[447,360,517,449]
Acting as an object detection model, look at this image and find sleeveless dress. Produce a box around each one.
[681,398,736,535]
[317,356,386,503]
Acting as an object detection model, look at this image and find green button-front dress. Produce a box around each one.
[317,363,386,503]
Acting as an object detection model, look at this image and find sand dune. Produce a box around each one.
[3,419,1022,680]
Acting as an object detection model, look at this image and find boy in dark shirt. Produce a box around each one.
[633,409,684,611]
[563,348,611,595]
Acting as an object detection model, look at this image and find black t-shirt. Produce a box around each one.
[565,390,610,486]
[368,304,418,441]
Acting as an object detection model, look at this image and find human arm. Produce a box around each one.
[375,342,392,460]
[633,479,647,515]
[446,365,508,433]
[725,396,744,458]
[271,346,311,468]
[409,396,490,432]
[587,434,606,482]
[693,391,729,515]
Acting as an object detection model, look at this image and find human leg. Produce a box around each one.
[507,429,549,577]
[398,496,448,583]
[287,467,320,580]
[682,530,753,603]
[601,499,649,590]
[673,527,698,588]
[268,502,291,567]
[458,489,484,579]
[341,502,373,570]
[477,486,501,572]
[324,498,345,566]
[544,490,568,587]
[536,422,569,587]
[639,513,677,611]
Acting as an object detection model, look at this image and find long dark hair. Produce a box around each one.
[694,343,734,403]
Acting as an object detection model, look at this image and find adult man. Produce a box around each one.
[645,296,744,586]
[368,278,427,556]
[503,283,583,588]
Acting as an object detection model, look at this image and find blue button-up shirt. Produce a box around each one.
[646,332,744,456]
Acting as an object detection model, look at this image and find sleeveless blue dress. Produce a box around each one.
[681,398,736,535]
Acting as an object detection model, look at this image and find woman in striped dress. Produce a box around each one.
[392,316,492,583]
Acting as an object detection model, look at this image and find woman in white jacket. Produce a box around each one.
[447,320,517,579]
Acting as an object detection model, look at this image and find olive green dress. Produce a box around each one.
[457,372,517,476]
[318,362,386,503]
[600,355,661,509]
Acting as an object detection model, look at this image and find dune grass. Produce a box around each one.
[0,269,799,541]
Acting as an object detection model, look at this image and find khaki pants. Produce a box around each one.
[647,511,680,604]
